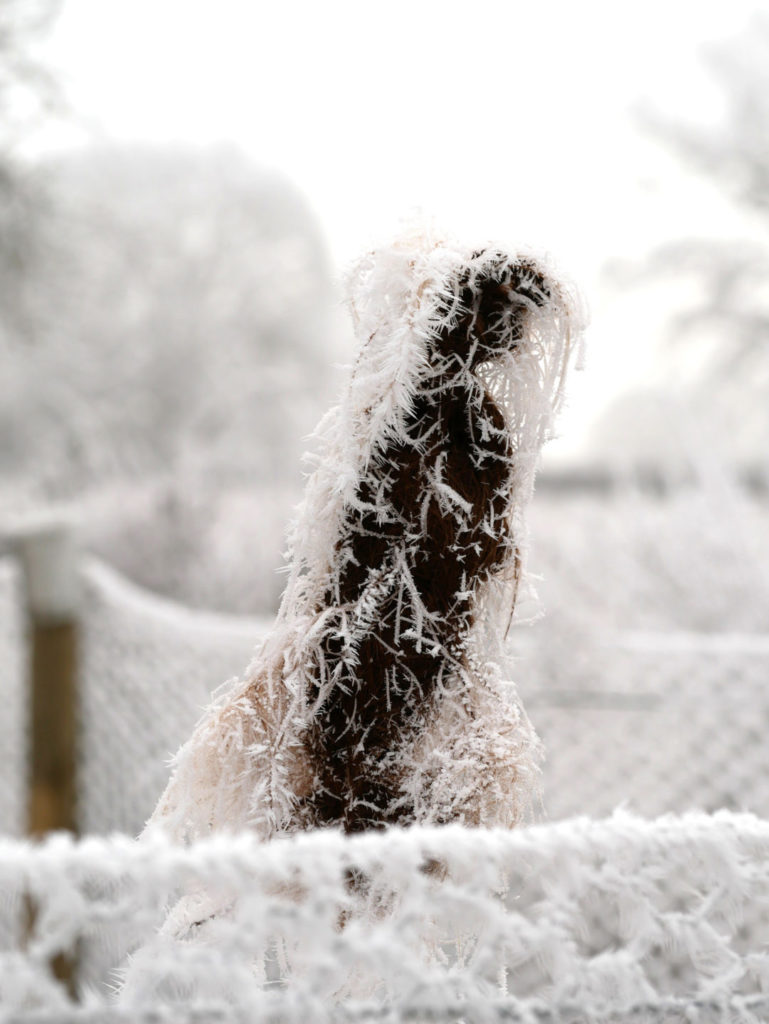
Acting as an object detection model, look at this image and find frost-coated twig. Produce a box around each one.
[147,228,586,840]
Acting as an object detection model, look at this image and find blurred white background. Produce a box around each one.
[37,0,766,453]
[1,0,767,618]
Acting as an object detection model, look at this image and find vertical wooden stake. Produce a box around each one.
[15,519,80,993]
[27,617,78,835]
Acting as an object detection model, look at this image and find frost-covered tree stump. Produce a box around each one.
[148,230,584,841]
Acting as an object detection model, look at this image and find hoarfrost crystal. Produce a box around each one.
[147,229,586,841]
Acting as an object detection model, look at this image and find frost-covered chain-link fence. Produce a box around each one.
[0,554,264,838]
[2,813,769,1023]
[1,553,769,837]
[78,560,269,836]
[68,564,769,833]
[521,631,769,821]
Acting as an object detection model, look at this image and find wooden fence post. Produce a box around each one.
[16,519,80,838]
[14,518,80,990]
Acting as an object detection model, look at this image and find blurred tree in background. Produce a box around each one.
[0,0,63,334]
[0,142,338,613]
[0,0,62,146]
[0,3,340,613]
[646,14,769,216]
[532,13,769,642]
[631,13,769,471]
[1,145,335,494]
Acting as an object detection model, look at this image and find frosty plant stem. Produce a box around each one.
[148,229,585,840]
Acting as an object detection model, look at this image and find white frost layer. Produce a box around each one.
[0,812,768,1022]
[147,230,586,842]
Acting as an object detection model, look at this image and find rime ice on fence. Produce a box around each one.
[4,562,769,843]
[1,814,769,1022]
[149,230,585,841]
[68,604,769,835]
[79,560,268,835]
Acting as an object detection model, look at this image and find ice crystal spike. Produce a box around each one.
[147,230,586,841]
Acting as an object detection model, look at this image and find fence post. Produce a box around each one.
[15,518,80,839]
[14,518,80,991]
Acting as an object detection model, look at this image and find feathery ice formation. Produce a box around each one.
[147,231,585,840]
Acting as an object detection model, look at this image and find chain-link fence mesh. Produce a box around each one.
[78,560,268,836]
[2,814,769,1022]
[521,632,769,820]
[1,553,768,838]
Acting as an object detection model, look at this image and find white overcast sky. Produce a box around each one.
[40,0,764,453]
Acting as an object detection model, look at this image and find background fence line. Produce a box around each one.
[1,515,768,839]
